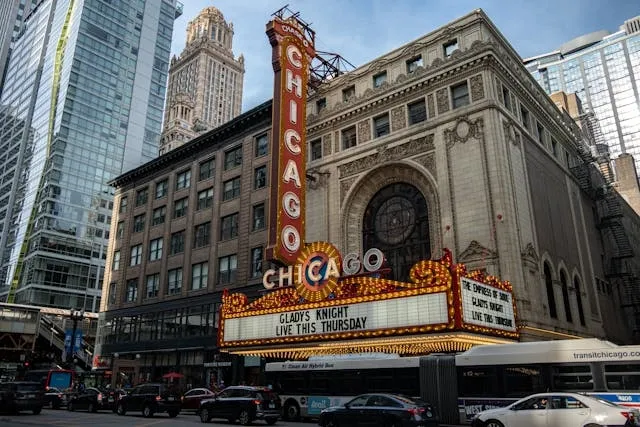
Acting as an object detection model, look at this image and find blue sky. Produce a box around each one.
[170,0,639,112]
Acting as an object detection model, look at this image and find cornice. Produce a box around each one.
[171,40,243,72]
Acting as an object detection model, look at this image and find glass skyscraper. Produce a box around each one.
[0,0,182,312]
[524,16,640,174]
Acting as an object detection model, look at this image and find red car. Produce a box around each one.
[181,388,216,413]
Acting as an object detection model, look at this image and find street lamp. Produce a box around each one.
[111,353,119,388]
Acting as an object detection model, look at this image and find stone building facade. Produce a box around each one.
[160,6,245,155]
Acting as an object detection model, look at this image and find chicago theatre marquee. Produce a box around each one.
[218,9,622,359]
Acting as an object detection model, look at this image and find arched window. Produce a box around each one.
[560,271,572,323]
[362,183,430,282]
[574,277,586,326]
[544,262,557,318]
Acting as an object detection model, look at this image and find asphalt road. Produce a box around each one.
[0,408,465,427]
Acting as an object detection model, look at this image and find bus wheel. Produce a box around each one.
[485,420,504,427]
[283,402,300,421]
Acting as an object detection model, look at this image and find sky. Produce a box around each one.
[169,0,639,112]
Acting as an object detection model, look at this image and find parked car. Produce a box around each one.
[471,392,640,427]
[0,381,45,414]
[198,385,281,425]
[182,387,216,413]
[318,393,439,427]
[107,388,128,412]
[115,383,180,418]
[44,387,67,409]
[67,387,111,412]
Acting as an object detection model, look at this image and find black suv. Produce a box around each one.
[0,381,45,414]
[198,386,281,425]
[116,383,180,418]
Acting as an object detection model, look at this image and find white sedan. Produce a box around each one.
[470,392,639,427]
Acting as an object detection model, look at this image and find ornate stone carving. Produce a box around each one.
[470,74,484,101]
[436,88,449,114]
[334,131,340,153]
[357,120,371,144]
[496,78,504,104]
[458,240,497,263]
[390,105,406,131]
[322,133,332,156]
[413,153,436,177]
[503,119,521,146]
[340,177,357,200]
[338,134,435,178]
[307,169,330,190]
[445,116,484,148]
[521,242,540,266]
[427,93,435,119]
[395,73,408,84]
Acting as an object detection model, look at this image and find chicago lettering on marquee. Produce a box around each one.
[265,16,316,265]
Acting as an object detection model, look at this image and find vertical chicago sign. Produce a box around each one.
[265,16,316,266]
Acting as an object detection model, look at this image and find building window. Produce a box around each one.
[152,206,166,226]
[199,158,215,181]
[341,126,357,149]
[167,268,183,295]
[408,99,427,125]
[255,134,268,157]
[125,279,138,302]
[544,262,558,319]
[133,214,145,233]
[552,139,558,157]
[116,221,125,239]
[149,238,163,261]
[520,105,530,130]
[253,203,265,231]
[342,85,355,102]
[146,273,159,298]
[220,213,239,240]
[451,82,470,109]
[112,251,120,271]
[443,39,458,57]
[560,271,573,323]
[197,188,214,210]
[316,97,326,113]
[224,146,243,170]
[374,113,390,138]
[254,166,267,189]
[222,177,241,201]
[218,254,237,284]
[191,262,209,290]
[537,122,545,144]
[406,55,423,73]
[169,230,185,255]
[175,169,191,190]
[574,277,586,326]
[135,188,148,206]
[502,85,511,110]
[373,71,387,88]
[155,180,168,199]
[119,196,128,214]
[108,282,116,305]
[193,222,211,248]
[251,247,263,278]
[130,244,143,266]
[173,197,188,219]
[310,138,322,161]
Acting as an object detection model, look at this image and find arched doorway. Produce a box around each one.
[362,183,430,282]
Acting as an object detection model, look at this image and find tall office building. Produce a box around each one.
[524,16,640,174]
[0,1,38,98]
[159,6,244,155]
[0,0,182,312]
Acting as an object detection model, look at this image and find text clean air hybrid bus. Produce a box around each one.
[265,339,640,424]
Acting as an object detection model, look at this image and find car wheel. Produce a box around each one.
[168,411,179,418]
[485,420,505,427]
[116,403,126,416]
[32,407,42,415]
[142,404,154,418]
[67,401,74,412]
[238,409,251,426]
[228,418,237,424]
[324,417,339,427]
[88,402,97,413]
[283,402,300,421]
[200,408,211,423]
[265,418,277,425]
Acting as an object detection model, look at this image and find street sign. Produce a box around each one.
[64,329,83,356]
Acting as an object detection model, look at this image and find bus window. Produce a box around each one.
[393,368,420,397]
[309,371,339,395]
[365,368,394,393]
[503,366,545,397]
[341,370,365,395]
[279,371,308,394]
[552,365,593,391]
[604,364,640,391]
[458,367,498,397]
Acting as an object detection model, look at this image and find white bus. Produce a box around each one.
[265,339,640,424]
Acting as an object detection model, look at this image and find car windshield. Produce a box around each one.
[18,383,42,392]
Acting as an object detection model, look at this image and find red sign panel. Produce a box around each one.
[265,17,315,265]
